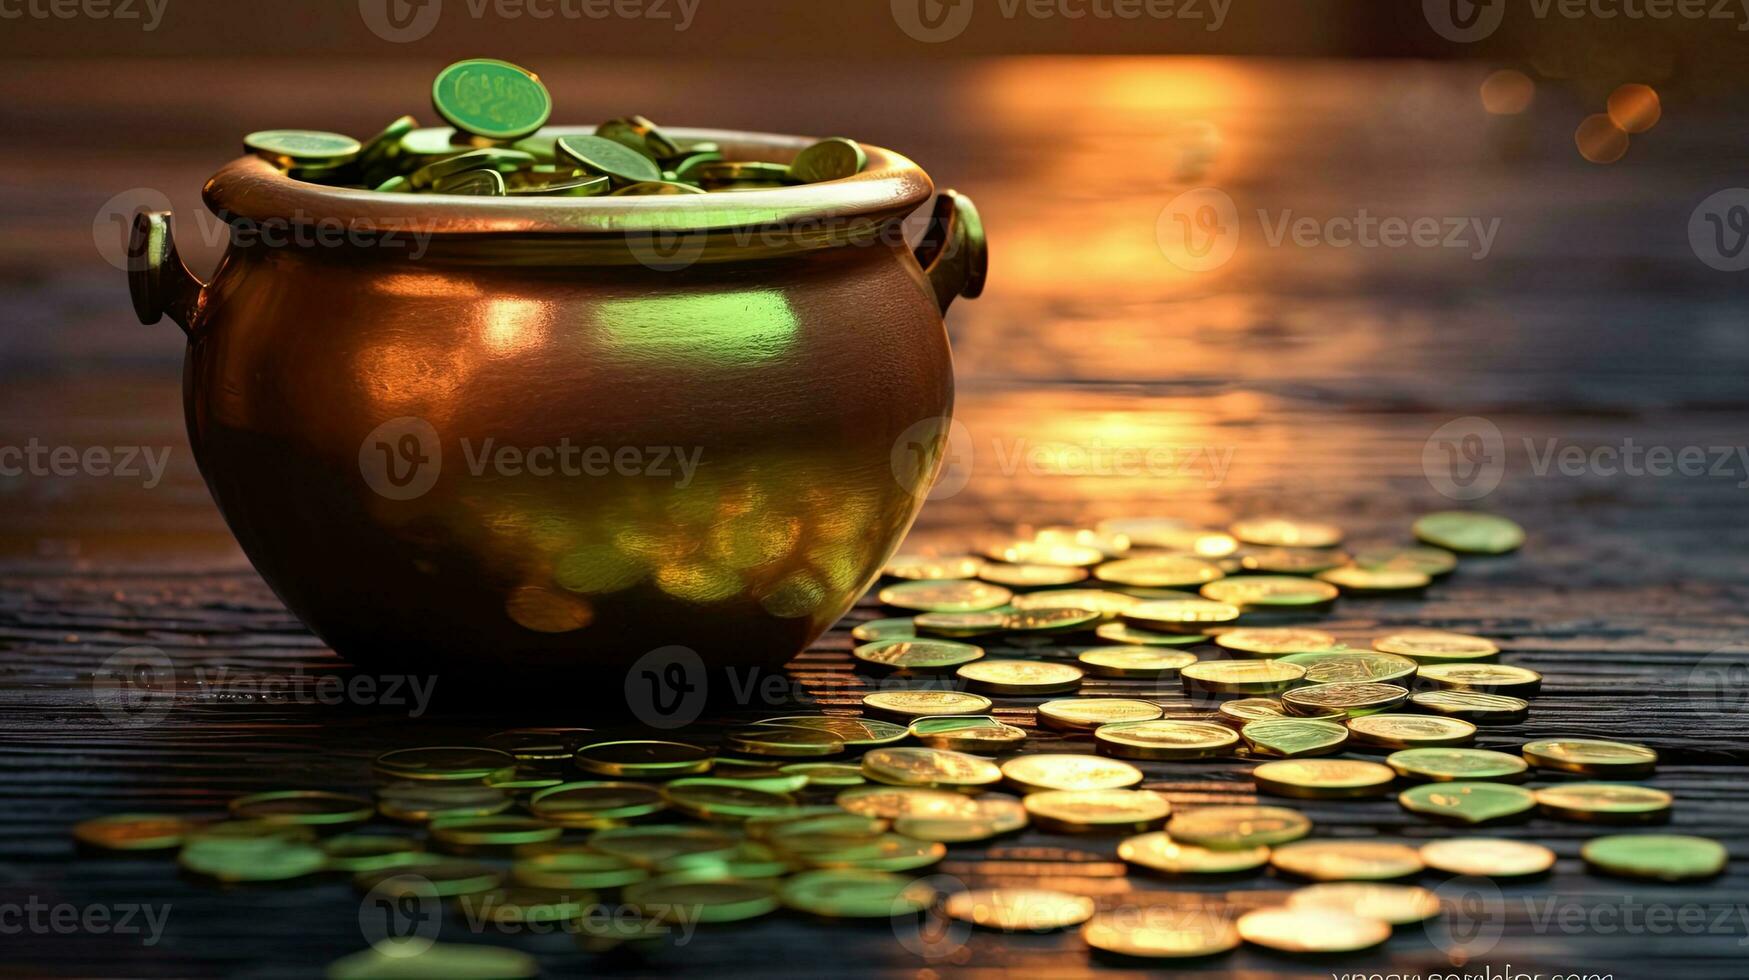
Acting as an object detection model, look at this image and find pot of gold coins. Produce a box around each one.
[125,59,986,683]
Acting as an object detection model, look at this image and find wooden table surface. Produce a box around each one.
[3,56,1747,978]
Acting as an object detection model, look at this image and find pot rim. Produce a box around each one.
[201,127,935,237]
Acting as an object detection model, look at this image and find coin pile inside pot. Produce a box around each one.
[71,509,1721,973]
[241,58,867,198]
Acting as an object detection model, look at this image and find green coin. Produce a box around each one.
[179,837,327,883]
[1240,719,1349,758]
[431,59,552,141]
[1278,651,1417,685]
[373,746,517,782]
[725,726,846,758]
[1581,834,1727,881]
[400,127,469,158]
[624,872,781,923]
[1385,748,1529,782]
[789,137,868,182]
[1349,545,1458,578]
[574,740,713,778]
[354,857,506,898]
[661,779,797,821]
[853,638,985,671]
[244,129,360,165]
[851,618,916,643]
[410,148,536,188]
[321,834,426,872]
[355,115,418,167]
[430,815,564,849]
[513,847,649,889]
[691,161,794,187]
[1411,689,1530,725]
[586,824,739,866]
[1413,511,1525,555]
[325,941,538,980]
[611,180,711,196]
[228,790,374,827]
[1398,781,1535,825]
[432,168,507,196]
[779,869,935,918]
[529,781,667,826]
[1200,575,1338,610]
[556,135,663,184]
[1004,607,1102,633]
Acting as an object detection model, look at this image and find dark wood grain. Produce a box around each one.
[2,56,1748,978]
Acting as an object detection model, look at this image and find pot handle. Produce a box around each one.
[128,210,206,335]
[914,189,987,314]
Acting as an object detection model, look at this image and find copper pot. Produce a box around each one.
[126,128,985,681]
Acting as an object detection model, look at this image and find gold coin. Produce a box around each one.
[1082,906,1242,958]
[1417,663,1543,695]
[754,716,909,747]
[944,888,1096,931]
[1094,555,1225,589]
[1385,748,1529,783]
[879,579,1013,613]
[1315,566,1431,595]
[1373,630,1499,663]
[794,832,945,873]
[957,659,1084,695]
[528,782,666,827]
[860,747,1003,790]
[1014,589,1140,617]
[1217,697,1294,725]
[1237,907,1389,953]
[909,715,1027,752]
[1229,517,1344,549]
[1096,518,1238,556]
[1117,832,1269,875]
[1215,628,1341,657]
[1001,754,1143,792]
[1200,575,1338,609]
[1166,805,1311,849]
[1534,783,1672,823]
[72,814,191,851]
[781,763,866,788]
[1251,759,1396,799]
[1037,697,1163,731]
[1269,840,1424,881]
[1181,659,1306,695]
[1399,781,1536,825]
[883,554,983,580]
[373,746,517,782]
[623,873,781,923]
[861,690,994,719]
[1003,607,1102,634]
[1077,646,1197,678]
[913,611,1006,638]
[1122,598,1241,634]
[1411,689,1530,725]
[985,539,1106,567]
[854,638,985,672]
[851,618,915,643]
[1095,720,1237,760]
[1413,511,1525,555]
[1349,545,1458,578]
[892,794,1029,843]
[1240,548,1351,575]
[661,779,797,822]
[1279,651,1417,685]
[1346,714,1476,749]
[512,848,649,889]
[1034,525,1132,559]
[1522,738,1656,777]
[574,740,713,778]
[1094,622,1207,646]
[481,728,592,764]
[1240,719,1349,758]
[725,726,846,758]
[1418,837,1555,878]
[978,563,1089,588]
[1282,682,1408,718]
[835,785,978,820]
[1023,789,1171,833]
[779,869,936,918]
[1288,882,1440,924]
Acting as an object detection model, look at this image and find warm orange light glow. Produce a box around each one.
[1607,84,1661,134]
[1575,114,1629,164]
[1479,70,1534,115]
